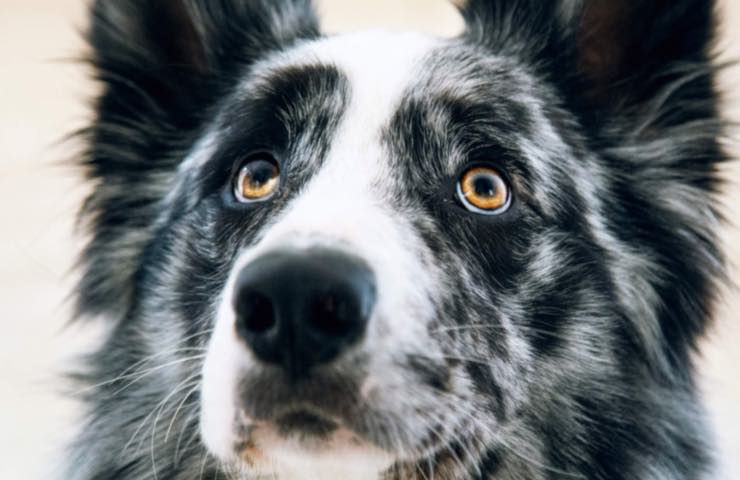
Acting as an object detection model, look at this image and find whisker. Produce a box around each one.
[425,417,468,478]
[173,410,200,467]
[408,353,494,367]
[122,374,199,457]
[149,378,202,479]
[497,437,586,479]
[199,451,209,480]
[74,331,212,394]
[165,383,201,443]
[112,355,206,396]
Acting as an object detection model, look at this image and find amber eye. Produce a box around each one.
[457,166,511,214]
[234,154,281,203]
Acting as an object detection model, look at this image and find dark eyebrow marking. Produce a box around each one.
[384,90,535,186]
[196,62,350,196]
[434,91,535,142]
[247,63,350,140]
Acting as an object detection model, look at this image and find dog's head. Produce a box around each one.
[76,0,725,478]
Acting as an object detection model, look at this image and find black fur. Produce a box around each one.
[67,1,728,479]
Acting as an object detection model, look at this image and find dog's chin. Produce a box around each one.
[232,411,395,477]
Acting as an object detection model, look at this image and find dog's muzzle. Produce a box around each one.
[233,248,377,380]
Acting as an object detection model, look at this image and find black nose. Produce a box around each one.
[233,249,376,378]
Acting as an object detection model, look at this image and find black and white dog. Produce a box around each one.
[67,0,729,478]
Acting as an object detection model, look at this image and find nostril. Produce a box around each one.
[236,291,275,335]
[308,292,356,337]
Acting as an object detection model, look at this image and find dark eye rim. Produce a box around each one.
[231,150,282,205]
[454,162,513,216]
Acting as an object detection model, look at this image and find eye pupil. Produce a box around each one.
[234,154,280,203]
[249,161,276,186]
[473,176,496,197]
[457,166,510,214]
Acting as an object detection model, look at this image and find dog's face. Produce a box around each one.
[72,1,725,479]
[198,32,560,474]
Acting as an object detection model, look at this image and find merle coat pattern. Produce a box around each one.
[67,0,728,479]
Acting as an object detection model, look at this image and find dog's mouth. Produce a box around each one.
[233,372,369,454]
[236,402,354,450]
[273,410,339,439]
[233,404,396,474]
[231,400,481,478]
[224,364,478,472]
[234,396,461,461]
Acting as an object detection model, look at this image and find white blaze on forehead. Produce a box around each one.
[257,30,439,130]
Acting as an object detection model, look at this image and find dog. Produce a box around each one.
[65,0,729,478]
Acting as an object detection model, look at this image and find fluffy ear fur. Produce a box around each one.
[89,0,319,127]
[78,0,320,321]
[461,0,726,370]
[459,0,719,123]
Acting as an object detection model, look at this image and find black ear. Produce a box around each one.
[77,1,319,321]
[459,0,719,121]
[89,0,319,129]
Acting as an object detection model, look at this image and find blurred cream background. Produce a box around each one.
[0,1,737,478]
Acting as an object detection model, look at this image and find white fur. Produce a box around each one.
[200,31,443,479]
